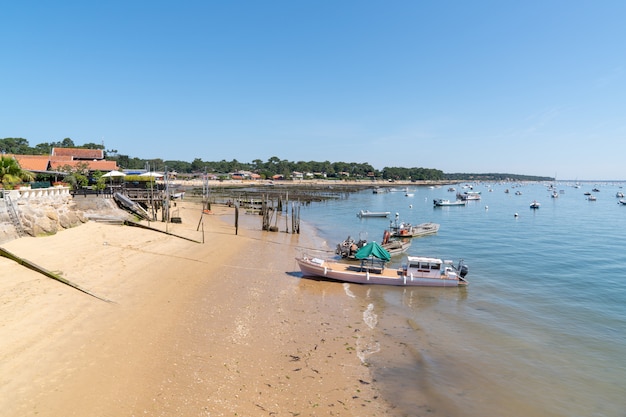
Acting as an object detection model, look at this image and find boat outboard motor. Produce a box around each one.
[458,262,469,278]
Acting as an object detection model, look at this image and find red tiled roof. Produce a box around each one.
[49,155,73,162]
[8,155,49,171]
[52,147,104,159]
[49,160,118,171]
[7,153,118,172]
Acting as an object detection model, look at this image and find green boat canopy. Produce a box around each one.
[354,241,391,262]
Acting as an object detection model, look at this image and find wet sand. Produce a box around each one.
[0,201,392,416]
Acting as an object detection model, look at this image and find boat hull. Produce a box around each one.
[296,257,466,287]
[357,210,390,218]
[390,222,440,238]
[434,199,466,207]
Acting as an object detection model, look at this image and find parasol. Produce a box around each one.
[139,172,164,178]
[102,170,126,178]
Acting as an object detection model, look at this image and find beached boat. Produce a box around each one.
[433,199,466,207]
[357,210,391,218]
[113,192,154,221]
[296,253,469,287]
[530,200,541,209]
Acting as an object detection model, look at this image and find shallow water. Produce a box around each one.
[298,182,626,417]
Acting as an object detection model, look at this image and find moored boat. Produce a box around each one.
[530,200,541,209]
[336,231,411,258]
[388,213,440,237]
[357,210,391,218]
[433,198,466,207]
[295,254,469,287]
[458,191,481,201]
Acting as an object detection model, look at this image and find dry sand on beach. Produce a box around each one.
[0,200,392,417]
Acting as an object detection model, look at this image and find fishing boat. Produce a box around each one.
[388,213,440,237]
[336,231,411,258]
[433,199,466,207]
[530,200,541,209]
[390,221,440,237]
[458,191,481,201]
[296,248,469,287]
[357,210,391,218]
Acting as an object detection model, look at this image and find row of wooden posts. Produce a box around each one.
[232,194,300,235]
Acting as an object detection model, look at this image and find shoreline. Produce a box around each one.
[0,200,393,416]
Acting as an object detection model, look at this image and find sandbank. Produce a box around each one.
[0,199,392,416]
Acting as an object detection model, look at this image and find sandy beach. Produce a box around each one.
[1,199,391,416]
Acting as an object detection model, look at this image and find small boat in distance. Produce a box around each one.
[357,210,391,218]
[530,200,541,209]
[295,254,469,287]
[434,199,466,207]
[458,191,481,201]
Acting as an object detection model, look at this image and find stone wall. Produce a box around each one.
[1,187,87,242]
[1,188,134,244]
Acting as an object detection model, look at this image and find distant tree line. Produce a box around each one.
[444,172,553,182]
[0,137,104,155]
[0,137,551,182]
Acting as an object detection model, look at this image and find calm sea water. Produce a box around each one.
[297,182,626,417]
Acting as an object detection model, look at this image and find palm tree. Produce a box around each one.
[0,155,35,189]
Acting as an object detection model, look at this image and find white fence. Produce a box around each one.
[1,186,71,200]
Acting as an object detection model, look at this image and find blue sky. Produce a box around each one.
[2,1,625,180]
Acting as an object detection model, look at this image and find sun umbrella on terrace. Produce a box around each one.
[102,170,126,177]
[139,172,164,178]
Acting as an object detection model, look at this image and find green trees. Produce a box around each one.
[5,137,546,181]
[57,162,90,190]
[0,138,33,154]
[0,155,35,189]
[382,167,445,181]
